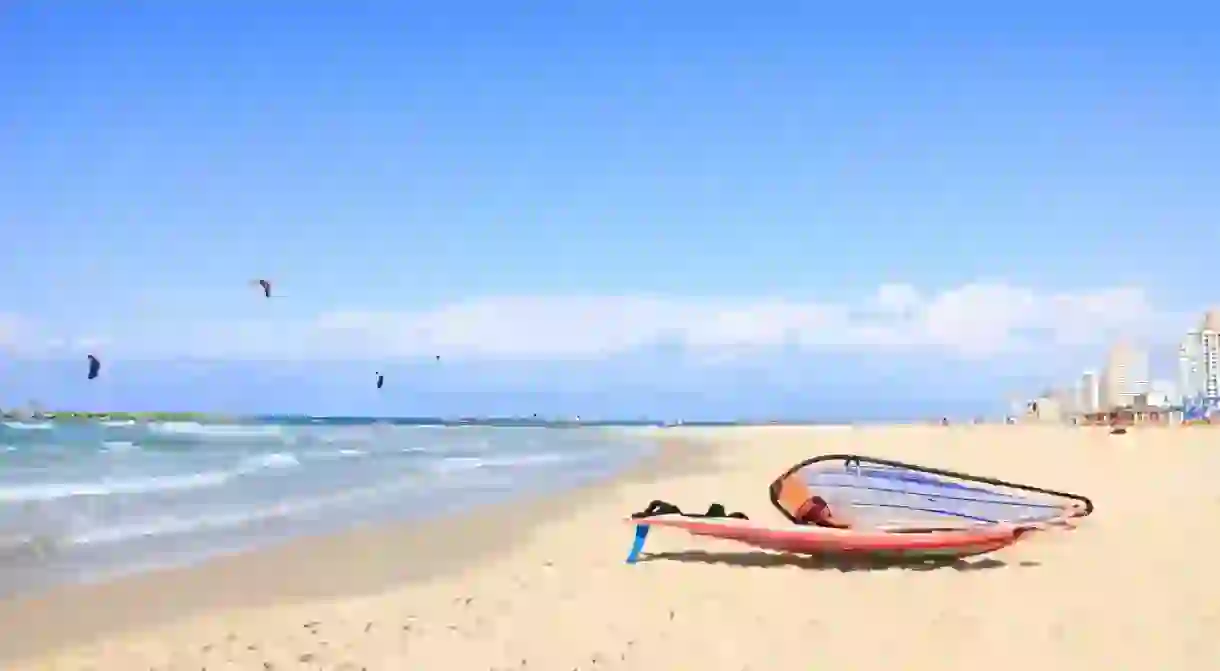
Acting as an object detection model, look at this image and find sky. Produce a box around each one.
[1,1,1218,419]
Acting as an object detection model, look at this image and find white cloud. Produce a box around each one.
[0,314,107,358]
[0,283,1184,362]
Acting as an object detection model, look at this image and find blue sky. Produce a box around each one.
[1,1,1217,418]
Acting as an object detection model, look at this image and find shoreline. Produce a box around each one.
[0,429,714,665]
[0,421,665,600]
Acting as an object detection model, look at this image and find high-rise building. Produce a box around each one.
[1179,309,1220,403]
[1179,339,1200,403]
[1101,340,1149,409]
[1078,371,1100,414]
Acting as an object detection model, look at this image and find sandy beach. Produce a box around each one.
[4,424,1220,670]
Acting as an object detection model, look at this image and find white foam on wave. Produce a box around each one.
[3,422,53,431]
[429,452,570,474]
[242,451,300,470]
[485,452,569,467]
[430,456,485,473]
[101,441,140,453]
[68,474,425,546]
[297,447,371,461]
[146,422,285,440]
[0,451,301,503]
[65,465,526,548]
[0,472,232,504]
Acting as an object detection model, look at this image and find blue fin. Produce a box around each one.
[625,524,651,564]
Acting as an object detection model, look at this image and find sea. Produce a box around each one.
[0,417,659,598]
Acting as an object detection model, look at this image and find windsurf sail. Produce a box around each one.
[626,454,1093,565]
[769,454,1092,530]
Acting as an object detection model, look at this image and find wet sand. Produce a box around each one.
[5,425,1220,669]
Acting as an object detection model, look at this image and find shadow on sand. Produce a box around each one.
[634,550,1041,572]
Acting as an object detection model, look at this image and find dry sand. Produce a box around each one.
[4,425,1220,670]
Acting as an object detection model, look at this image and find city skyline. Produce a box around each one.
[1037,308,1220,419]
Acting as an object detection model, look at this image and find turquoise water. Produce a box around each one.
[0,418,655,597]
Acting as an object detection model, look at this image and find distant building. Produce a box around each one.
[1078,371,1100,414]
[1178,340,1198,403]
[1101,341,1149,410]
[1179,309,1220,404]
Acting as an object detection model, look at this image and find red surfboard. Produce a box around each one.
[630,515,1029,560]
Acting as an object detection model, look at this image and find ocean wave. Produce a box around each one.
[483,452,569,467]
[3,421,53,431]
[326,448,368,458]
[244,452,299,470]
[0,422,655,595]
[0,532,58,560]
[0,451,301,503]
[428,451,570,474]
[68,475,426,546]
[289,447,376,462]
[430,456,486,473]
[146,421,286,440]
[101,441,139,453]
